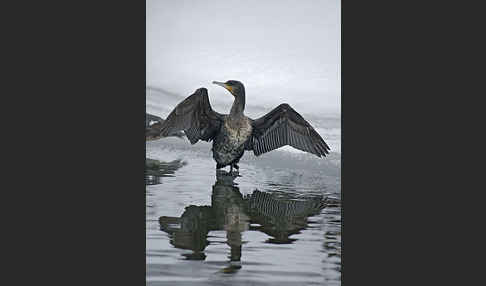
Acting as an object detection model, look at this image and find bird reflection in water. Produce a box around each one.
[159,172,327,273]
[212,172,249,272]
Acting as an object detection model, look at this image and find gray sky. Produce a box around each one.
[147,0,340,115]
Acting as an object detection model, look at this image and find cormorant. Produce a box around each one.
[159,80,330,173]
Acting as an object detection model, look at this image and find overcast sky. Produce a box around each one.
[147,0,340,115]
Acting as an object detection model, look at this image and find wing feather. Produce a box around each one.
[145,114,184,140]
[248,103,330,157]
[159,88,223,144]
[146,113,163,128]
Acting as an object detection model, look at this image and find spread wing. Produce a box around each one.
[146,120,185,141]
[146,120,164,141]
[247,103,330,157]
[159,88,224,144]
[146,113,163,128]
[146,113,184,140]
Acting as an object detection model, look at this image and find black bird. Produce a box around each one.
[159,80,330,173]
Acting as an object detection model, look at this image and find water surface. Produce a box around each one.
[146,132,341,285]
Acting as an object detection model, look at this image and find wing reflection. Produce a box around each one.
[159,206,213,260]
[145,158,187,185]
[246,190,327,244]
[158,173,327,271]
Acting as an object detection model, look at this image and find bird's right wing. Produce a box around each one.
[159,88,224,144]
[146,114,184,140]
[146,113,163,128]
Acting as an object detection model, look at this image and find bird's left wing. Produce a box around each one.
[159,88,223,144]
[247,103,330,157]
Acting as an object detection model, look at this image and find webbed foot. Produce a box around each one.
[230,164,240,176]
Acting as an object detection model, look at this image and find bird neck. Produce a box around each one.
[230,93,245,117]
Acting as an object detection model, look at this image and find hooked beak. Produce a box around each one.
[212,81,234,95]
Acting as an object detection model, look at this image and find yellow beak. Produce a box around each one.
[212,81,233,95]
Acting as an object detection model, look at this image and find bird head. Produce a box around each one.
[212,80,245,97]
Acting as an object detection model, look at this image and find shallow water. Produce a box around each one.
[146,134,341,285]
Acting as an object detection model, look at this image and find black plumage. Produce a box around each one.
[146,113,163,128]
[158,89,223,144]
[146,113,184,141]
[158,80,330,172]
[248,103,330,157]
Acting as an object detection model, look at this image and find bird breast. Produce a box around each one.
[224,117,252,146]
